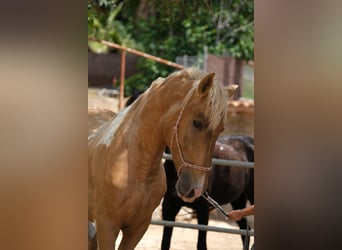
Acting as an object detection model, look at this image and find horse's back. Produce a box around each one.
[208,135,254,203]
[217,135,254,162]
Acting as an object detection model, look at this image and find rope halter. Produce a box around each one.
[170,91,212,176]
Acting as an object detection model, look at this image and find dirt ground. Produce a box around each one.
[88,88,121,113]
[89,90,255,249]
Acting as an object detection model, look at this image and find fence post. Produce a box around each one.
[243,221,251,250]
[119,50,126,110]
[204,46,208,72]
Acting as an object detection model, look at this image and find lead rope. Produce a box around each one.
[170,92,212,176]
[201,191,229,218]
[202,191,252,250]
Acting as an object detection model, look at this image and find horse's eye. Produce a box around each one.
[193,120,203,130]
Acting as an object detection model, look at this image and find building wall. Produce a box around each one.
[223,112,254,138]
[206,54,244,99]
[221,100,254,138]
[88,52,139,87]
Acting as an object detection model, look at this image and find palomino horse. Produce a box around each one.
[161,135,254,250]
[88,68,235,250]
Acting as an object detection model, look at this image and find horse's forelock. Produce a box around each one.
[206,80,228,130]
[185,67,228,130]
[165,67,228,130]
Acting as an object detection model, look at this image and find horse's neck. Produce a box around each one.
[124,104,166,174]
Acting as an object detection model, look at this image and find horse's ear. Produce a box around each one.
[225,84,239,99]
[198,73,215,97]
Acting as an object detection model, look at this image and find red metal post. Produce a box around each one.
[119,50,126,110]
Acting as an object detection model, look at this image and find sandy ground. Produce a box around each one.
[88,88,121,113]
[89,90,255,249]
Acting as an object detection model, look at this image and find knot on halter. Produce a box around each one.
[170,93,212,176]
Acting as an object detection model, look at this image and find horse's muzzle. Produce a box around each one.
[176,183,202,203]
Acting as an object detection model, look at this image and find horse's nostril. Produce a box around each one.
[185,189,195,198]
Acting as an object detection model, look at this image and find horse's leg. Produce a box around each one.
[96,216,120,250]
[231,196,250,249]
[118,217,151,250]
[161,198,182,250]
[194,201,209,250]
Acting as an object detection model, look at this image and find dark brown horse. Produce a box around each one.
[161,135,254,250]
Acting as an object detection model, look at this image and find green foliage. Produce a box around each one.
[88,1,139,53]
[124,58,171,96]
[124,1,253,92]
[88,0,254,96]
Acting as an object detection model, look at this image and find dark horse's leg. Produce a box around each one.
[161,197,182,250]
[231,195,251,250]
[193,199,210,250]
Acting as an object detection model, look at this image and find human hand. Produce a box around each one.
[227,209,243,221]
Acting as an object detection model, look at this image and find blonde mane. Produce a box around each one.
[169,67,228,130]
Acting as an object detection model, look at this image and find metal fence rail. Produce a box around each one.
[163,153,254,169]
[151,219,254,236]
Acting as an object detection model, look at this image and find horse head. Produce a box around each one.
[163,68,237,203]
